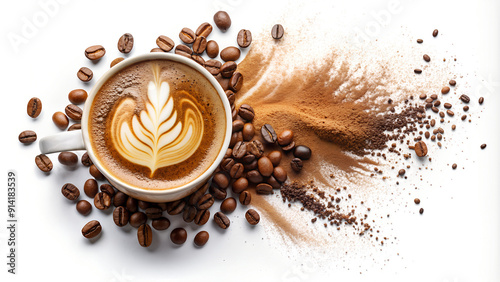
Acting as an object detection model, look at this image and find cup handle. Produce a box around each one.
[39,130,85,154]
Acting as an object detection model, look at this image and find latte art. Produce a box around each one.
[110,65,204,176]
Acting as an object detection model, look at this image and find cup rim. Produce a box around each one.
[81,53,232,199]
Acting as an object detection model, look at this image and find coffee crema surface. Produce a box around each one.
[89,59,226,190]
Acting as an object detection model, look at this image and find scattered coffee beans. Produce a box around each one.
[94,192,111,210]
[89,164,105,180]
[239,104,255,121]
[261,124,277,143]
[27,97,42,118]
[196,22,213,37]
[271,24,284,39]
[130,212,147,228]
[290,158,303,172]
[77,67,93,82]
[423,54,430,62]
[214,211,230,229]
[293,145,312,160]
[221,197,237,213]
[110,57,124,68]
[137,223,153,247]
[68,89,88,104]
[432,29,438,37]
[81,152,92,167]
[245,209,260,225]
[237,29,252,48]
[170,227,187,244]
[113,206,130,227]
[152,217,170,231]
[61,183,80,201]
[117,33,134,53]
[414,141,428,157]
[179,27,196,44]
[220,46,241,62]
[174,44,192,58]
[206,40,219,58]
[85,45,105,60]
[156,35,175,52]
[18,130,37,144]
[214,11,231,31]
[194,231,209,247]
[82,220,101,239]
[58,152,78,166]
[76,200,92,215]
[35,154,53,172]
[65,104,83,121]
[239,190,252,205]
[278,129,294,146]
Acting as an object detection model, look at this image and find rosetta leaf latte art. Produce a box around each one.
[110,65,204,176]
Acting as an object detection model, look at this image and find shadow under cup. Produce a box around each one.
[82,53,232,203]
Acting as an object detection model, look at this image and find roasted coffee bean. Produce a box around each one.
[261,124,278,143]
[183,205,198,222]
[194,209,210,225]
[277,129,294,146]
[229,163,244,179]
[166,200,185,215]
[449,79,457,86]
[242,154,256,164]
[229,72,243,92]
[232,120,245,132]
[138,200,152,210]
[150,48,164,53]
[220,46,241,62]
[117,33,134,53]
[58,152,78,166]
[196,22,213,37]
[257,156,274,177]
[273,166,287,183]
[77,67,93,82]
[94,192,111,210]
[35,154,53,172]
[126,197,138,213]
[232,141,247,159]
[229,131,243,147]
[68,124,81,131]
[76,200,92,216]
[221,197,237,213]
[242,123,255,141]
[145,207,163,219]
[210,184,227,200]
[19,130,37,144]
[267,151,282,166]
[205,59,222,75]
[267,175,281,189]
[247,140,265,158]
[256,183,273,195]
[65,104,83,121]
[214,211,230,229]
[89,164,105,180]
[419,93,427,100]
[239,190,251,205]
[192,36,207,54]
[237,29,252,48]
[245,209,260,225]
[414,141,428,157]
[137,224,152,247]
[61,183,80,201]
[174,44,192,58]
[271,24,285,39]
[179,27,196,44]
[216,74,231,91]
[68,89,88,105]
[130,211,147,228]
[441,86,450,94]
[81,152,92,167]
[433,29,439,37]
[281,141,296,152]
[84,179,98,198]
[220,61,237,78]
[52,112,69,130]
[214,11,231,31]
[414,69,422,74]
[232,177,249,194]
[191,54,205,66]
[220,158,235,172]
[293,145,312,160]
[206,40,219,58]
[113,191,128,207]
[423,54,430,62]
[446,110,454,116]
[290,158,303,172]
[479,97,484,104]
[82,220,101,239]
[197,193,215,210]
[459,94,470,103]
[156,35,175,52]
[444,103,452,109]
[417,39,423,43]
[152,217,170,230]
[170,227,187,244]
[238,104,255,121]
[481,144,487,149]
[224,148,233,159]
[247,170,263,184]
[85,45,105,60]
[243,159,258,171]
[213,172,230,189]
[27,97,42,118]
[110,57,124,68]
[113,206,129,227]
[194,231,209,247]
[188,182,210,205]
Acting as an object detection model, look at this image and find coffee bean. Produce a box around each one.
[196,22,213,37]
[398,169,405,176]
[293,145,312,160]
[152,217,170,230]
[156,35,175,52]
[242,123,255,141]
[229,131,243,147]
[110,57,124,68]
[239,191,251,205]
[419,94,427,100]
[205,59,222,75]
[158,203,168,211]
[214,11,231,31]
[77,67,93,82]
[423,54,430,62]
[271,24,284,39]
[256,183,273,195]
[52,112,69,130]
[216,74,231,91]
[174,44,192,58]
[277,129,294,146]
[419,208,424,214]
[220,46,241,62]
[85,45,105,60]
[414,198,421,204]
[35,154,53,172]
[229,163,244,179]
[81,152,92,167]
[245,209,260,225]
[224,148,233,159]
[206,40,219,58]
[237,29,252,48]
[214,211,230,229]
[446,110,454,116]
[194,231,209,247]
[481,144,487,149]
[414,69,422,74]
[113,206,129,227]
[65,104,83,121]
[232,177,249,193]
[182,205,197,223]
[188,182,210,205]
[145,207,163,219]
[99,184,115,197]
[113,191,128,207]
[232,120,244,132]
[191,54,205,66]
[417,39,423,43]
[82,220,101,239]
[281,141,296,152]
[432,29,439,37]
[76,200,92,215]
[61,183,80,200]
[166,200,185,215]
[170,227,187,244]
[479,97,484,104]
[58,152,78,166]
[18,130,37,144]
[138,200,151,210]
[126,197,138,213]
[459,94,470,103]
[414,141,428,157]
[242,154,256,164]
[258,157,274,177]
[220,158,235,172]
[261,124,277,143]
[193,36,207,54]
[89,164,105,180]
[244,159,258,171]
[220,197,237,214]
[83,179,98,198]
[27,97,42,118]
[444,103,452,109]
[247,170,263,184]
[441,86,450,94]
[238,104,255,121]
[179,27,196,44]
[67,124,83,132]
[197,193,215,210]
[229,72,243,92]
[220,61,237,78]
[117,33,133,53]
[210,184,227,200]
[249,140,265,158]
[94,192,111,210]
[290,158,303,172]
[232,141,247,159]
[130,212,147,228]
[68,89,88,105]
[273,166,287,183]
[150,48,164,53]
[137,224,152,247]
[267,175,281,189]
[452,163,457,169]
[194,209,210,225]
[267,151,282,166]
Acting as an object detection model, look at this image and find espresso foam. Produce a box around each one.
[89,59,226,190]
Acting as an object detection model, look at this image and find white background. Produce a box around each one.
[1,0,500,281]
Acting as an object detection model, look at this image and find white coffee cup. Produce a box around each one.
[39,53,232,202]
